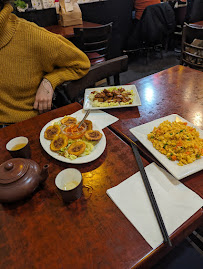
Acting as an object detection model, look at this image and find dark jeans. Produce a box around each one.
[0,124,9,128]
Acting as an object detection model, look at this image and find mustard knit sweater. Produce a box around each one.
[0,4,90,124]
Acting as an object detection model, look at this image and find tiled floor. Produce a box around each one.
[120,50,180,85]
[153,236,203,269]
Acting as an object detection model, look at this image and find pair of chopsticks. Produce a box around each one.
[131,142,172,247]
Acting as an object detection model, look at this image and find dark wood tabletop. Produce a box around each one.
[108,65,203,191]
[1,102,170,269]
[0,66,203,268]
[45,21,102,39]
[105,65,203,266]
[190,20,203,27]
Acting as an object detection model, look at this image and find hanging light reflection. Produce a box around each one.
[193,112,202,127]
[144,86,154,103]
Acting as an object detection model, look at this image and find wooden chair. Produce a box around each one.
[53,55,128,107]
[73,22,113,66]
[74,23,113,85]
[180,23,203,70]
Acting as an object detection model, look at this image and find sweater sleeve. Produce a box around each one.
[43,35,90,89]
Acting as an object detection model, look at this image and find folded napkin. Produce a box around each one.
[107,163,203,249]
[71,109,118,130]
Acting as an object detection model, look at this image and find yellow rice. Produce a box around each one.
[147,120,203,166]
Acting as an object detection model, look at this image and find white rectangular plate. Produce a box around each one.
[83,85,141,110]
[130,114,203,180]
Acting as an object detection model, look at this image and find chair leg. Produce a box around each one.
[106,77,111,85]
[159,45,163,59]
[146,49,149,65]
[113,74,120,85]
[165,34,169,52]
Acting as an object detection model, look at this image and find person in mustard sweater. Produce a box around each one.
[0,0,90,126]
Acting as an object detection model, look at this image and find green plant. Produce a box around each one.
[14,0,27,9]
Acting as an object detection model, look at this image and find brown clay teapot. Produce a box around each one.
[0,158,49,203]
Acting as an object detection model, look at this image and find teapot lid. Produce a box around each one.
[0,159,29,184]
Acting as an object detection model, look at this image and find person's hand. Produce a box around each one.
[34,79,54,114]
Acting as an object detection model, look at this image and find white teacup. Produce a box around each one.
[6,136,31,159]
[55,168,83,203]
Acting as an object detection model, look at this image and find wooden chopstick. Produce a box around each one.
[131,142,172,247]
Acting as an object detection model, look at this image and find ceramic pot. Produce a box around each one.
[0,158,49,203]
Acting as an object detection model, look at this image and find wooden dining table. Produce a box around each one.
[106,64,203,266]
[0,103,151,269]
[108,65,203,194]
[45,21,102,39]
[190,20,203,28]
[0,65,202,269]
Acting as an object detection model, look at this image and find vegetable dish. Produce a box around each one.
[44,116,102,160]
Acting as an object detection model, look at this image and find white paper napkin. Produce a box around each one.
[71,109,118,130]
[107,163,203,249]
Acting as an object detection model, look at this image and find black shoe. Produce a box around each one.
[174,47,181,53]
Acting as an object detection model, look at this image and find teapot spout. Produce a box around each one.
[40,164,49,183]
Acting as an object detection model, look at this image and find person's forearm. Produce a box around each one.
[44,37,90,89]
[44,62,89,88]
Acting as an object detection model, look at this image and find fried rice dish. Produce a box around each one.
[147,120,203,166]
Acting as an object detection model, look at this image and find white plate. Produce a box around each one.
[130,114,203,180]
[40,117,106,164]
[83,85,141,110]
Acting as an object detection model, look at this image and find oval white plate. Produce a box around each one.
[40,117,106,164]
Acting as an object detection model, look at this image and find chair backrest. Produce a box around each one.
[181,23,203,69]
[74,23,113,64]
[54,55,128,105]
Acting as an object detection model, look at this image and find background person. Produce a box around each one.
[0,0,90,126]
[134,0,161,21]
